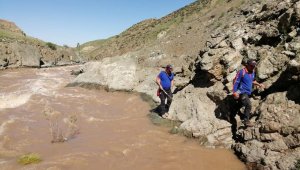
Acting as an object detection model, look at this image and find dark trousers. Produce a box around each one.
[159,89,173,115]
[238,94,252,121]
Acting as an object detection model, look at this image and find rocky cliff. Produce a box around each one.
[0,19,82,69]
[71,0,299,169]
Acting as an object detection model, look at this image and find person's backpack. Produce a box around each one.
[232,68,255,88]
[233,68,246,86]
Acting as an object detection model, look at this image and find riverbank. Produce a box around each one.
[0,66,246,169]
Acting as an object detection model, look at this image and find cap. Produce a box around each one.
[166,64,173,70]
[247,59,257,66]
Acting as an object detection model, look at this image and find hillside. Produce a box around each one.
[0,19,82,68]
[0,19,25,35]
[81,0,245,61]
[0,19,46,46]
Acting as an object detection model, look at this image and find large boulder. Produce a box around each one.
[73,54,138,91]
[168,84,233,148]
[134,67,161,103]
[11,43,41,67]
[197,48,227,71]
[259,90,300,133]
[256,48,289,80]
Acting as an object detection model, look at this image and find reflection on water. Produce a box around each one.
[0,66,245,170]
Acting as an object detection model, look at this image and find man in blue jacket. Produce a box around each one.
[233,59,264,127]
[156,64,174,119]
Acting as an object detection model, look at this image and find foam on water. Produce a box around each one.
[27,70,66,96]
[0,92,32,109]
[27,80,48,95]
[0,69,67,109]
[0,118,15,135]
[0,160,7,164]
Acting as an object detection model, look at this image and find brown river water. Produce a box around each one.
[0,66,245,170]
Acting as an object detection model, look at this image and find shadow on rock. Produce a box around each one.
[190,70,215,88]
[149,104,171,117]
[259,62,300,104]
[286,85,300,104]
[208,93,248,142]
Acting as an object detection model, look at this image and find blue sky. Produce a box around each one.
[0,0,195,47]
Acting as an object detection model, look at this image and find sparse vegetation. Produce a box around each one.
[169,126,179,134]
[0,29,18,39]
[148,112,208,140]
[79,0,213,59]
[0,28,45,45]
[214,21,222,29]
[148,112,197,137]
[198,136,209,145]
[46,42,57,50]
[219,12,225,18]
[239,0,246,6]
[18,153,42,165]
[293,160,300,170]
[260,158,267,166]
[148,112,181,128]
[178,128,194,138]
[216,0,225,4]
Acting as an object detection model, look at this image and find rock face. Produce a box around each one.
[71,0,300,169]
[168,84,233,148]
[191,0,300,169]
[72,53,166,103]
[0,41,81,68]
[11,43,41,67]
[73,54,138,91]
[235,90,300,170]
[0,19,82,69]
[0,19,24,35]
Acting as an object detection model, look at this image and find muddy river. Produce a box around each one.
[0,66,245,170]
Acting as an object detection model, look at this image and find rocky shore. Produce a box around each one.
[1,0,299,169]
[0,19,83,69]
[72,0,300,169]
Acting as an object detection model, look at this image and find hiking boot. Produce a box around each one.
[244,120,254,127]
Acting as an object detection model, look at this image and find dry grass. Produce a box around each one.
[80,0,211,59]
[0,29,46,45]
[43,107,79,143]
[294,160,300,170]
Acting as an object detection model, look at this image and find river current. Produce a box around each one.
[0,66,245,170]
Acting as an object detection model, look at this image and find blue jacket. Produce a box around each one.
[158,71,174,90]
[233,68,255,95]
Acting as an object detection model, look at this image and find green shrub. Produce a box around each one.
[293,160,300,170]
[178,129,194,138]
[148,112,181,128]
[169,126,179,134]
[219,12,225,19]
[18,153,42,165]
[46,42,57,50]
